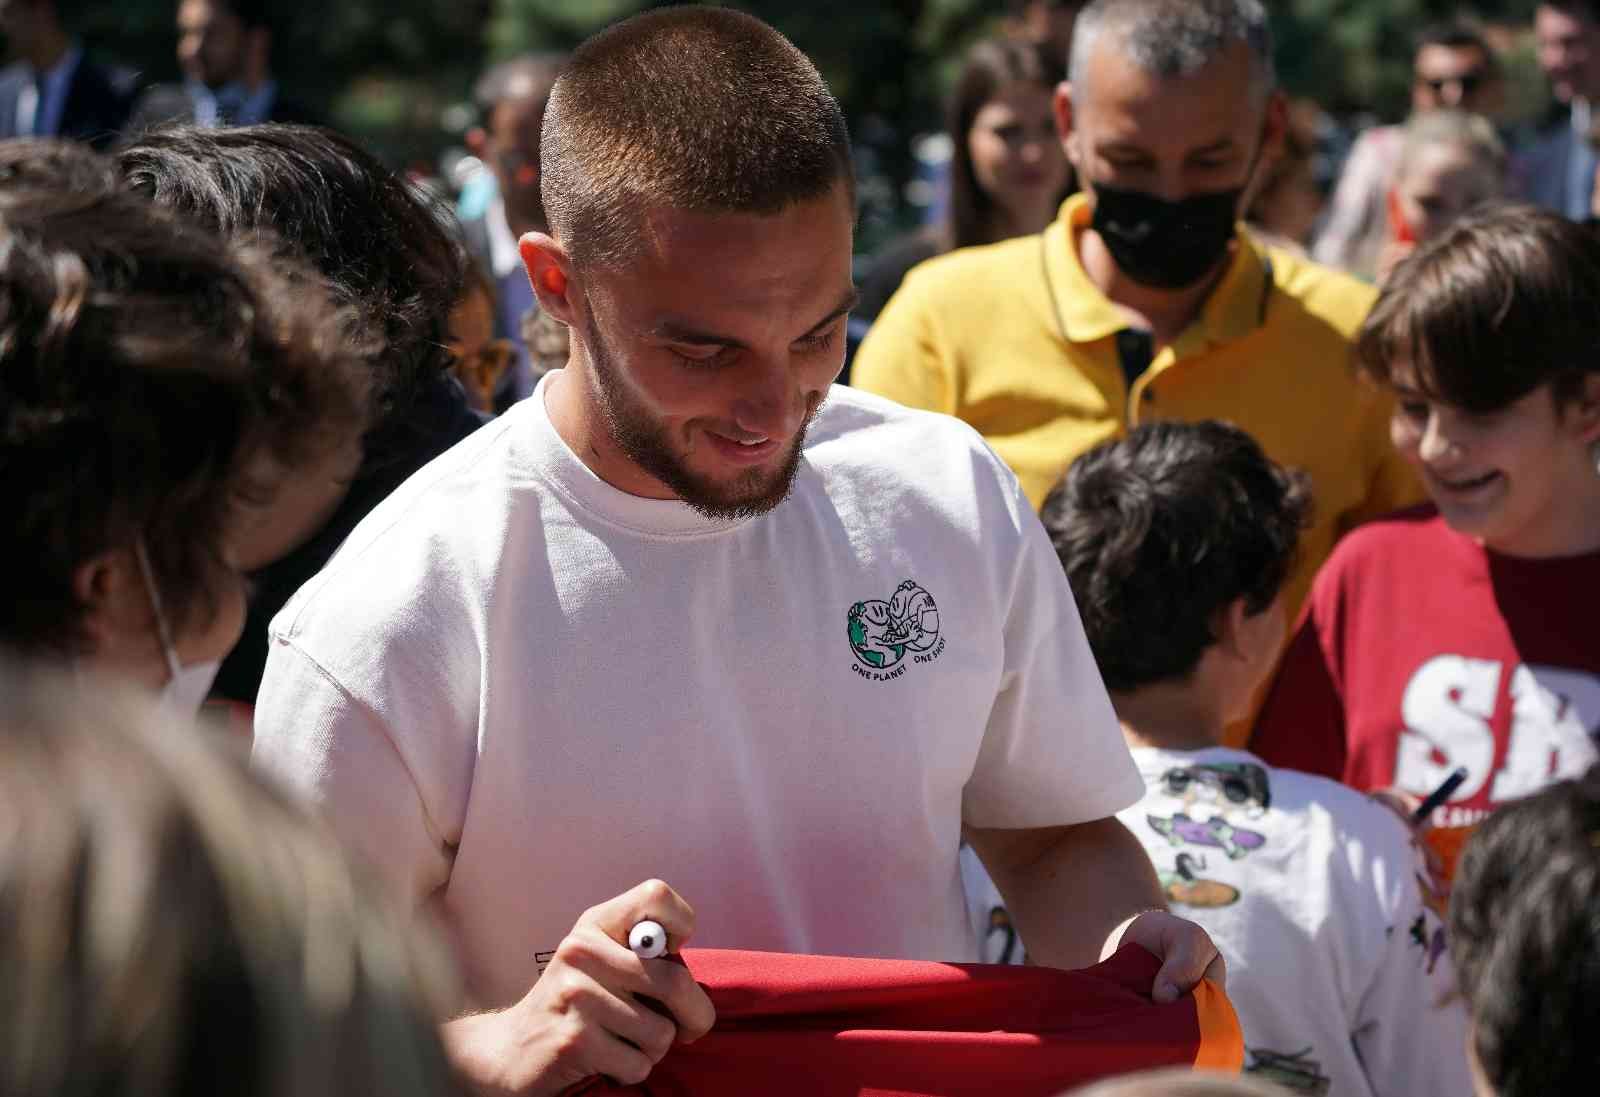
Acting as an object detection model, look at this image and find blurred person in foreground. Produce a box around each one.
[0,138,365,715]
[1448,765,1600,1097]
[1027,420,1471,1096]
[1375,110,1505,282]
[0,659,461,1097]
[1065,1069,1298,1097]
[856,37,1074,328]
[117,124,486,708]
[0,0,137,146]
[1518,0,1600,219]
[127,0,315,134]
[854,0,1416,643]
[252,7,1223,1094]
[1313,21,1504,279]
[1253,205,1600,821]
[459,53,565,410]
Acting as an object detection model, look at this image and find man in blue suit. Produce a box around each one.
[0,0,137,148]
[1517,1,1600,219]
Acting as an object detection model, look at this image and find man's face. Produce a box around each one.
[570,183,855,520]
[1065,38,1268,208]
[1537,4,1600,104]
[177,0,246,88]
[1412,44,1499,114]
[485,83,550,233]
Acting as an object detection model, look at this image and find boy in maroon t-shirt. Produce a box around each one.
[1252,204,1600,825]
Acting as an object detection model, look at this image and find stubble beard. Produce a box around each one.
[584,316,810,522]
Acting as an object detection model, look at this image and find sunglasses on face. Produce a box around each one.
[1162,767,1256,805]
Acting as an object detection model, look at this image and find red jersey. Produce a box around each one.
[577,945,1241,1097]
[1252,508,1600,824]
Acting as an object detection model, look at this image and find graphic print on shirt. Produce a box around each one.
[1245,1046,1332,1095]
[1158,852,1241,908]
[846,578,945,682]
[1146,763,1270,860]
[1391,658,1600,825]
[1407,912,1448,975]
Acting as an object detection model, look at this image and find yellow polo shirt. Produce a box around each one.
[853,193,1420,622]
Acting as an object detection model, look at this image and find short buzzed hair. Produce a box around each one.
[1070,0,1275,103]
[541,7,852,269]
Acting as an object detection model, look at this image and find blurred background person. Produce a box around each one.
[0,660,461,1097]
[1254,206,1600,819]
[1377,109,1505,280]
[1518,1,1600,219]
[1003,0,1086,63]
[1449,765,1600,1097]
[458,52,564,411]
[127,0,315,133]
[447,256,515,416]
[118,124,483,709]
[1243,98,1325,252]
[0,139,365,714]
[0,0,136,146]
[855,35,1073,334]
[1314,21,1504,279]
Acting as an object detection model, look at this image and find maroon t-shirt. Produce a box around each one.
[577,945,1241,1097]
[1252,507,1600,825]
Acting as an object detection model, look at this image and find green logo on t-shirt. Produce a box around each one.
[847,579,944,680]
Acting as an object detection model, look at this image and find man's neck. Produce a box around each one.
[542,360,676,501]
[22,25,71,74]
[1113,682,1230,753]
[1078,224,1231,347]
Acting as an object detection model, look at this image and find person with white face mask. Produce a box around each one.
[0,138,367,713]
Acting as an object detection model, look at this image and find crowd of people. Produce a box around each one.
[2,0,1598,1095]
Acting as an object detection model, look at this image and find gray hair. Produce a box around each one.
[1069,0,1276,104]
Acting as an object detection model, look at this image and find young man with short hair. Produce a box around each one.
[1028,420,1472,1096]
[854,0,1416,633]
[1313,21,1505,277]
[1449,765,1600,1097]
[252,8,1220,1094]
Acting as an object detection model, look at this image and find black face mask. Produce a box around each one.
[1088,182,1245,290]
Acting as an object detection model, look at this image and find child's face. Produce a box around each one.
[1389,360,1600,556]
[1395,145,1499,244]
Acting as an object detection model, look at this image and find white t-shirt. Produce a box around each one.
[964,746,1473,1096]
[252,378,1141,1007]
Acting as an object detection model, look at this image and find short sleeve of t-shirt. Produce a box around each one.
[962,473,1143,829]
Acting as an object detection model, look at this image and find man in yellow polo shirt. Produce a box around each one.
[855,0,1417,622]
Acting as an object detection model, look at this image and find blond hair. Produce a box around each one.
[0,661,461,1097]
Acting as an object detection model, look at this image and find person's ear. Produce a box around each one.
[1054,81,1081,172]
[1569,373,1600,445]
[1213,597,1255,664]
[1257,90,1289,168]
[70,546,147,661]
[520,232,575,325]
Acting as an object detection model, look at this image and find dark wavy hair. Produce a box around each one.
[1450,765,1600,1097]
[116,124,464,467]
[946,36,1070,251]
[0,139,363,654]
[1041,421,1311,692]
[1357,203,1600,414]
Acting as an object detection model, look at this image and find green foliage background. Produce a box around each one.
[53,1,1553,196]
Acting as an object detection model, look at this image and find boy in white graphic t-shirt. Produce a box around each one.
[977,420,1472,1097]
[251,8,1224,1095]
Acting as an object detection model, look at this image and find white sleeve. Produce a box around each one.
[1350,821,1475,1097]
[251,636,458,909]
[960,474,1143,829]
